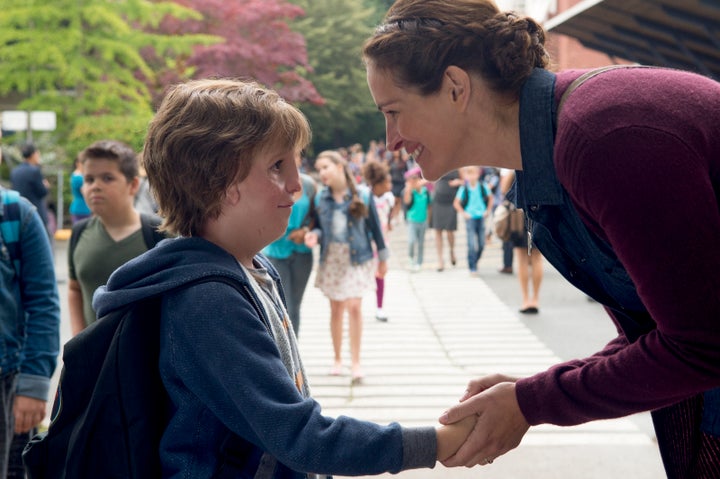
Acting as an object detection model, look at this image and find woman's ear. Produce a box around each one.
[444,66,471,111]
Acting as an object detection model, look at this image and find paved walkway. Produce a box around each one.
[296,217,666,478]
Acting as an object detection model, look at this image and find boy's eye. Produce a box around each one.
[271,159,283,171]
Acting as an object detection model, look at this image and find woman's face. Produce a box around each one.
[367,63,464,181]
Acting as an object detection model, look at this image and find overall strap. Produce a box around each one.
[557,65,653,114]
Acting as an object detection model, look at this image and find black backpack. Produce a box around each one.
[22,276,256,479]
[460,181,489,210]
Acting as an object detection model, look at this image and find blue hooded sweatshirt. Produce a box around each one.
[93,236,436,478]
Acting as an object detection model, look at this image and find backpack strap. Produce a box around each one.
[139,213,166,249]
[69,214,165,263]
[69,217,91,265]
[0,189,22,276]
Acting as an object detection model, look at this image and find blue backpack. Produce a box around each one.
[0,189,22,276]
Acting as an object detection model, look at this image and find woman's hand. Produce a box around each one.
[439,375,529,467]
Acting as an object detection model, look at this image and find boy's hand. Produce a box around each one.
[436,414,477,462]
[288,227,307,244]
[14,395,46,433]
[304,231,318,248]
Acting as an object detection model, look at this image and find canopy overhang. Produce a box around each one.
[544,0,720,79]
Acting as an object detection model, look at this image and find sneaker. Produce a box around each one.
[411,264,421,272]
[375,308,388,322]
[469,270,480,277]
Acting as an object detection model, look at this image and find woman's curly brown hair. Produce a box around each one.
[363,0,550,96]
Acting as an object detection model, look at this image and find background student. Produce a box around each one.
[305,150,387,382]
[68,140,166,335]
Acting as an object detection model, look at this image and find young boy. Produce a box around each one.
[93,79,475,478]
[68,140,165,335]
[402,166,431,272]
[454,165,494,276]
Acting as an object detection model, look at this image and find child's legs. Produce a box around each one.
[345,297,363,369]
[329,300,346,364]
[407,223,417,260]
[502,240,514,269]
[465,218,480,270]
[375,276,385,308]
[416,222,427,265]
[476,218,486,259]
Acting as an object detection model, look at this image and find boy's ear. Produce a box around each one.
[225,183,241,205]
[128,176,140,195]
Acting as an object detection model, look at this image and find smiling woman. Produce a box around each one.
[363,0,720,477]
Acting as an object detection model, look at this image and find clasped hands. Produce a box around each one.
[436,374,530,467]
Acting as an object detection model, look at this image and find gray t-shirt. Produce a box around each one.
[69,217,147,326]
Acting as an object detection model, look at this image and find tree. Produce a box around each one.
[152,0,323,106]
[0,0,215,155]
[290,0,386,154]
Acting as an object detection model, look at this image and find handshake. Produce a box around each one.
[434,375,529,467]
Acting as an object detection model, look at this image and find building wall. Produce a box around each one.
[502,0,629,71]
[545,0,622,70]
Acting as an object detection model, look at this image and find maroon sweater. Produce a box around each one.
[516,68,720,426]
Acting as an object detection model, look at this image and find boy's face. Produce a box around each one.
[232,148,301,253]
[462,166,480,181]
[81,158,139,218]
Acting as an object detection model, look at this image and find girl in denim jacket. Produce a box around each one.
[305,150,388,382]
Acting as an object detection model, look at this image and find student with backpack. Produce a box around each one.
[402,166,431,272]
[0,129,60,477]
[453,165,493,276]
[29,79,476,478]
[305,150,387,383]
[67,140,167,336]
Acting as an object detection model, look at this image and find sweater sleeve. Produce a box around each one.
[165,283,435,475]
[517,112,720,425]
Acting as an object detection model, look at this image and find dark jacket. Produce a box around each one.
[93,237,434,478]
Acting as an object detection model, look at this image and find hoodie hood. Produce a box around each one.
[93,236,270,317]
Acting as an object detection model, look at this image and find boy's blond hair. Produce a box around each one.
[143,78,312,237]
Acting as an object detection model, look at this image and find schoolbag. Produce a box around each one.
[460,181,489,210]
[404,186,429,210]
[22,275,258,479]
[69,213,166,260]
[0,189,22,276]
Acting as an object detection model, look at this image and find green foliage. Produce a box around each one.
[0,0,216,159]
[290,0,386,154]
